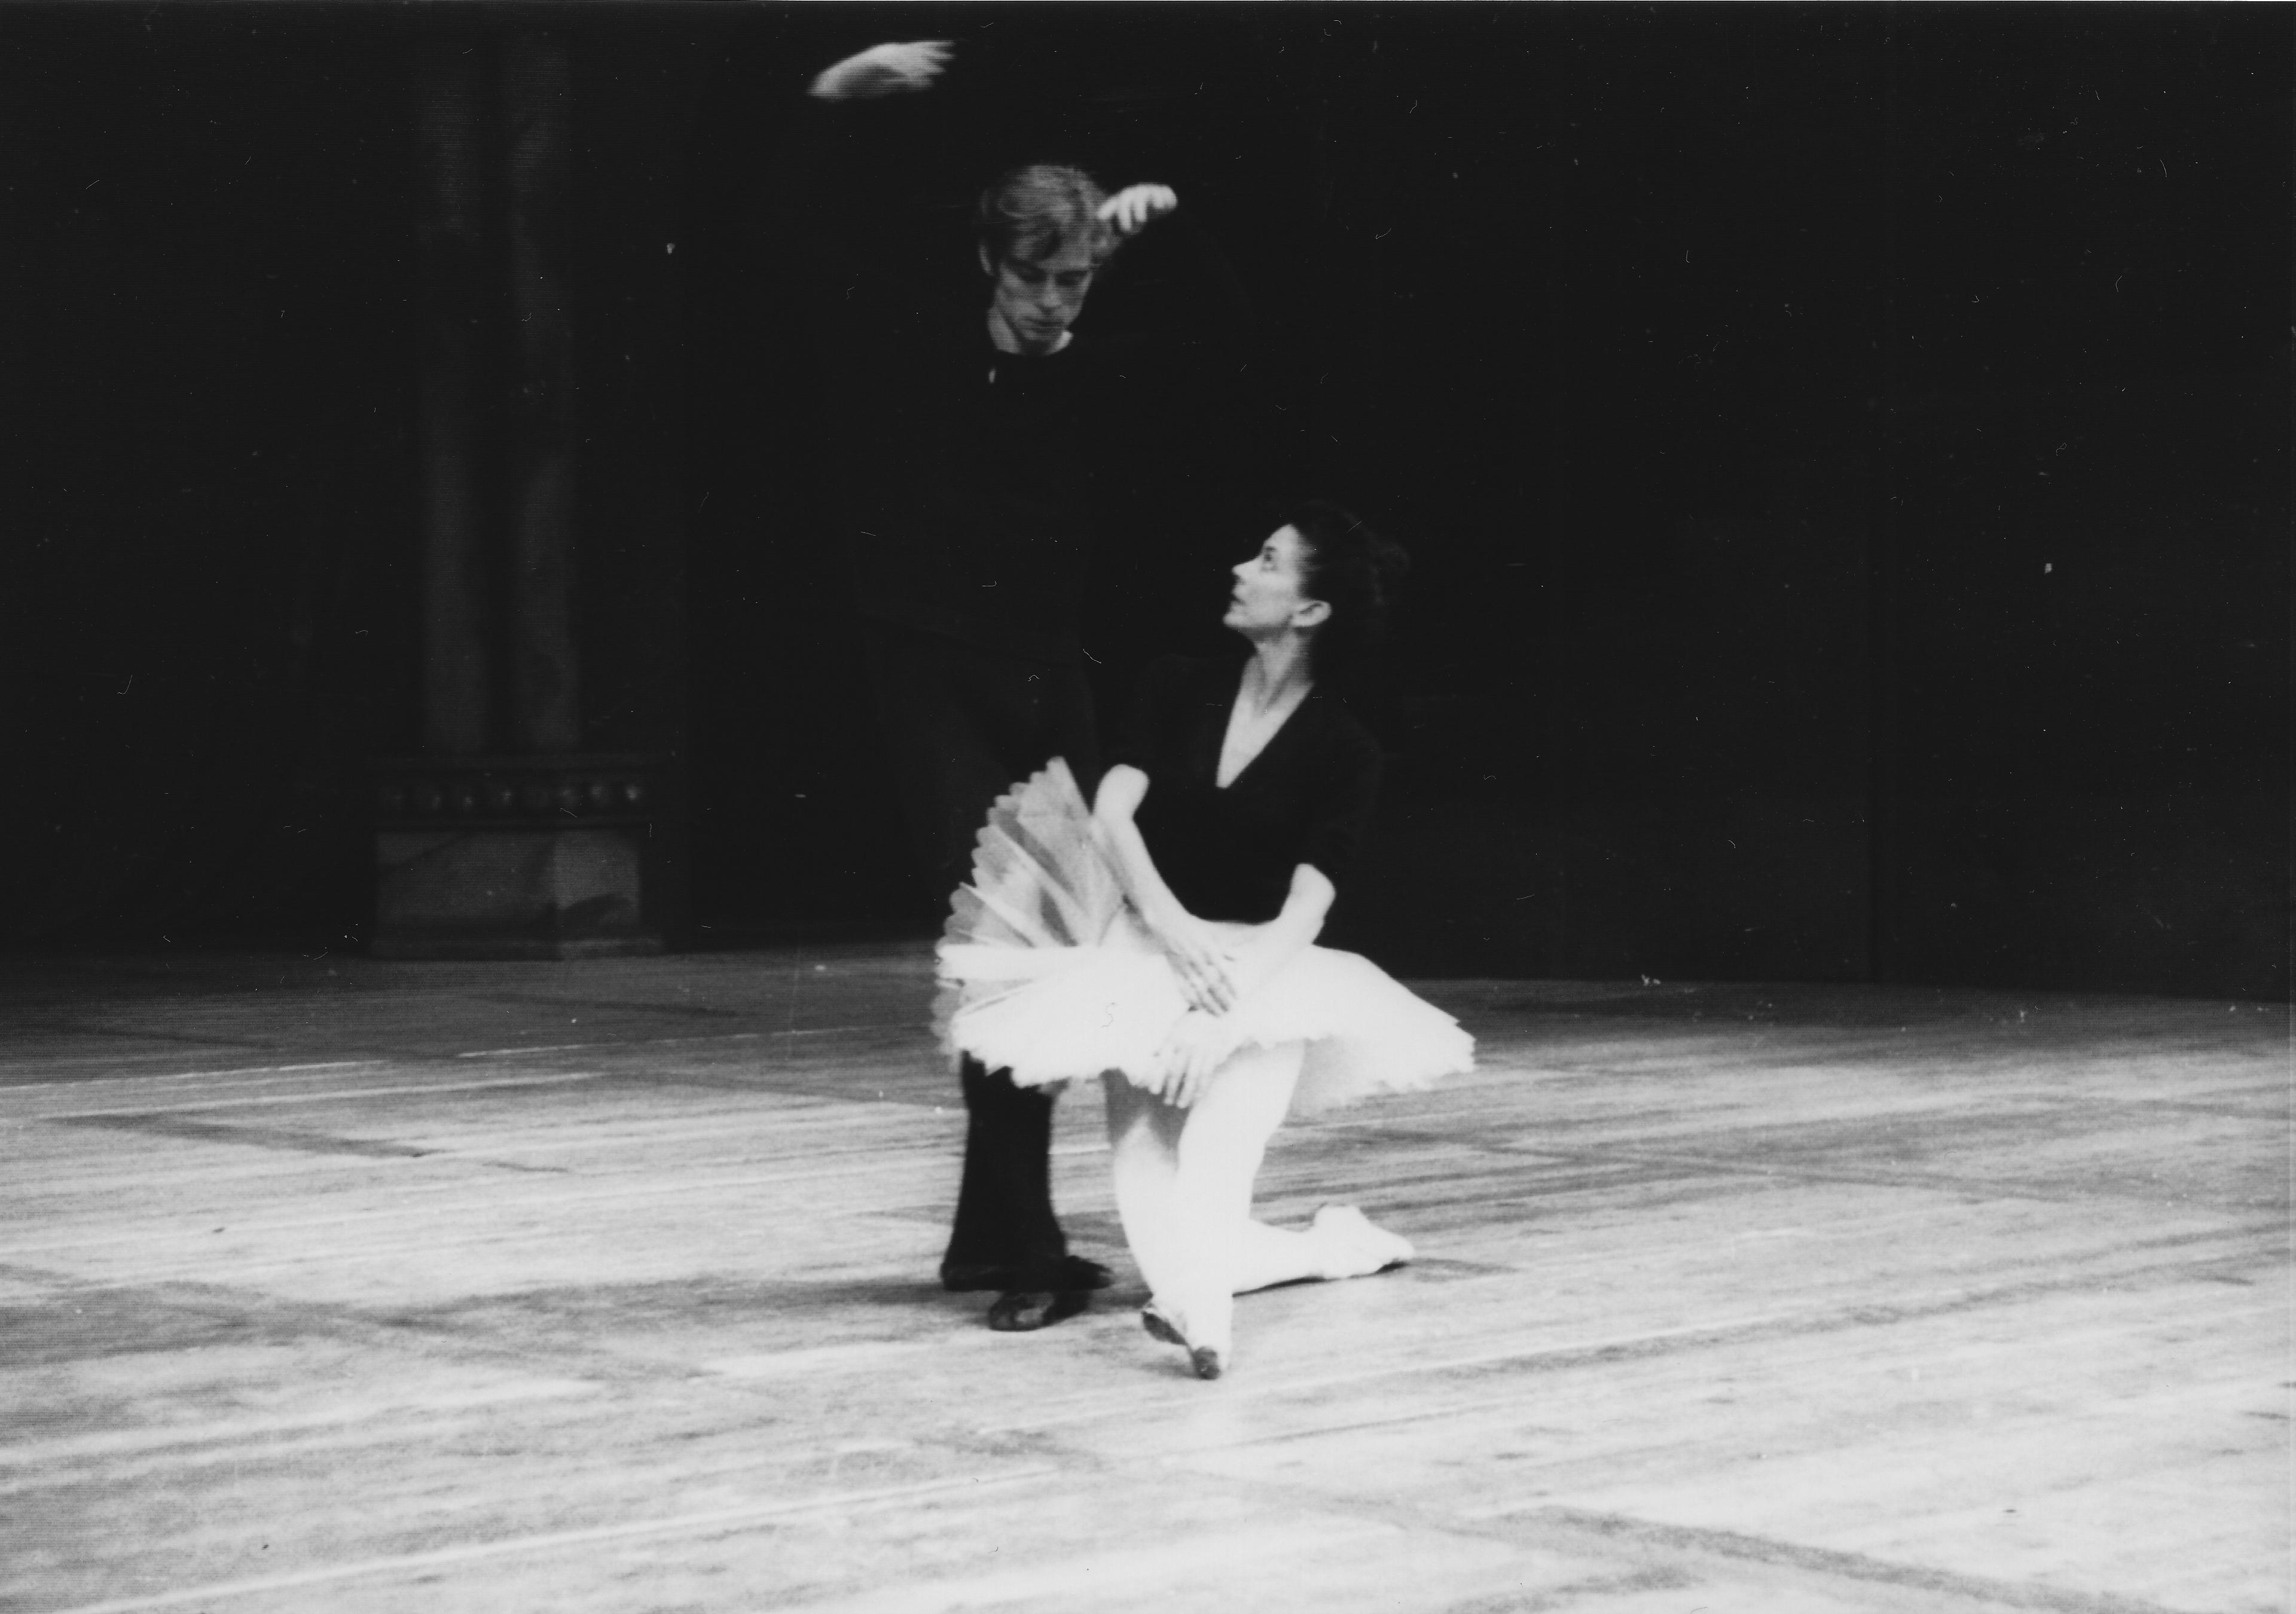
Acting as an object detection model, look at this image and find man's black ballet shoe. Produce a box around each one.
[1187,1345,1226,1381]
[943,1256,1114,1295]
[985,1288,1092,1332]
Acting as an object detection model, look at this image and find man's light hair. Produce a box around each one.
[977,164,1116,269]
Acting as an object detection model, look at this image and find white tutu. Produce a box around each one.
[935,761,1475,1115]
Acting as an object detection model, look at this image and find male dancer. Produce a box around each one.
[790,38,1243,1329]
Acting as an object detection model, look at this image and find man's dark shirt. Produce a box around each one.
[823,283,1143,664]
[778,65,1250,667]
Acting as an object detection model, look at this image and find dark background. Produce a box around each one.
[1,3,2285,997]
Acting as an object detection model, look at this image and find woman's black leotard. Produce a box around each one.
[1114,654,1382,924]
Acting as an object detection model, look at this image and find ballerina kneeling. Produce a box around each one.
[936,505,1474,1378]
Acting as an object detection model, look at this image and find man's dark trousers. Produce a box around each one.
[861,622,1100,1289]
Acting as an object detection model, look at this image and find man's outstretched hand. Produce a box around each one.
[810,41,952,102]
[1098,184,1179,236]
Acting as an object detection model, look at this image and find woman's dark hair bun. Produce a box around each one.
[1274,499,1410,684]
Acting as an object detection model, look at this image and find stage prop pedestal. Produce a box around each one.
[371,755,665,959]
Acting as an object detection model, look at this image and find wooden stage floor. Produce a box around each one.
[2,945,2286,1614]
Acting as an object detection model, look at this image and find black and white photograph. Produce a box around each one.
[1,2,2286,1610]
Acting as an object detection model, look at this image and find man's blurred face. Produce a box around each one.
[984,239,1097,356]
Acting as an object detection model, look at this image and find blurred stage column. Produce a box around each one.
[373,30,663,960]
[502,33,582,756]
[412,38,491,759]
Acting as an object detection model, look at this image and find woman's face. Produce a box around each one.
[1224,524,1329,640]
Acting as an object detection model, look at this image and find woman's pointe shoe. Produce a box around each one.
[1141,1302,1228,1380]
[1311,1204,1415,1277]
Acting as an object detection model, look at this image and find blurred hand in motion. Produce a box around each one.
[810,40,953,102]
[1098,183,1179,237]
[1092,185,1176,239]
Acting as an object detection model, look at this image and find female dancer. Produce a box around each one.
[937,503,1474,1378]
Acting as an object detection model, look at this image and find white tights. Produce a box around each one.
[1103,1040,1401,1362]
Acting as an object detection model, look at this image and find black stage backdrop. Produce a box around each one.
[0,4,2285,997]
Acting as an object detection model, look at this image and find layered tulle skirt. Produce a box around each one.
[934,761,1475,1115]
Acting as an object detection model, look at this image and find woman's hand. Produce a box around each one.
[1097,184,1178,236]
[1149,1009,1244,1109]
[1146,908,1239,1015]
[1092,764,1235,1011]
[810,40,952,101]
